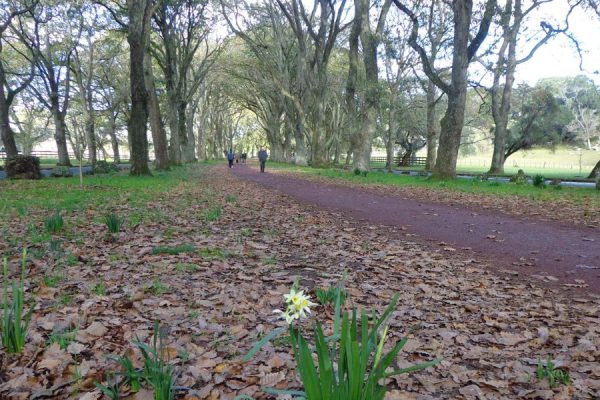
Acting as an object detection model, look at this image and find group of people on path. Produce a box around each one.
[227,148,268,173]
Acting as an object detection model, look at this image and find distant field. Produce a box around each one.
[370,147,600,179]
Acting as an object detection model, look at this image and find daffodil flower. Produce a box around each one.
[274,287,317,325]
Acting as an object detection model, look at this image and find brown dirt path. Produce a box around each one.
[232,164,600,294]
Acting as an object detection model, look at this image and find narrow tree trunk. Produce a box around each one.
[196,123,205,161]
[425,82,438,171]
[144,53,169,170]
[386,93,397,170]
[109,114,120,163]
[185,105,196,162]
[85,113,96,166]
[489,0,520,175]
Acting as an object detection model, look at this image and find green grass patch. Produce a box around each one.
[204,206,222,222]
[0,165,198,218]
[267,162,600,205]
[197,246,229,260]
[152,244,196,255]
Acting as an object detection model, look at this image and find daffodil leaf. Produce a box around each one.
[242,326,286,362]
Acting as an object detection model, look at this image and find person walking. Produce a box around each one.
[227,148,234,168]
[258,147,268,173]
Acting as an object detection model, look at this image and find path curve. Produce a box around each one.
[231,164,600,294]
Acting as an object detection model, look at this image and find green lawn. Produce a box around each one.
[0,165,196,217]
[369,147,600,179]
[268,162,600,205]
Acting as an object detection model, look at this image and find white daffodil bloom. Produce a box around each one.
[275,287,317,324]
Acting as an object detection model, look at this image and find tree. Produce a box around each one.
[504,84,572,160]
[487,0,571,174]
[350,0,392,172]
[151,0,213,164]
[0,0,38,157]
[18,0,83,166]
[394,0,497,178]
[275,0,348,166]
[10,102,51,155]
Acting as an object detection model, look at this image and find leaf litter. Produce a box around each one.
[0,164,598,399]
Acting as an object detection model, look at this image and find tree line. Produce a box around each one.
[1,0,599,178]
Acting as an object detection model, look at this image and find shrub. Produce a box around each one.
[105,214,122,234]
[533,174,546,188]
[50,165,73,178]
[44,212,64,233]
[94,160,119,174]
[596,176,599,191]
[2,250,35,354]
[509,169,528,185]
[5,155,41,180]
[353,168,361,176]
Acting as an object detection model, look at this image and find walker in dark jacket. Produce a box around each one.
[227,149,234,168]
[258,149,268,173]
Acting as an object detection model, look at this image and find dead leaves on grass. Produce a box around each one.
[0,165,599,399]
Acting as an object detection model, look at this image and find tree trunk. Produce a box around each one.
[185,105,196,162]
[425,82,439,171]
[293,113,308,165]
[127,0,152,176]
[85,111,96,166]
[352,0,391,172]
[53,109,71,166]
[489,0,520,175]
[179,101,194,162]
[109,113,120,163]
[144,52,169,170]
[0,104,18,156]
[432,2,473,179]
[589,159,600,179]
[386,90,398,170]
[167,98,181,164]
[196,123,206,161]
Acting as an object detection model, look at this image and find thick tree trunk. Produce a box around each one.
[0,105,18,157]
[425,82,438,171]
[53,109,71,166]
[179,102,194,162]
[0,54,20,157]
[144,53,169,170]
[127,0,152,176]
[293,114,308,165]
[432,2,472,179]
[352,0,391,172]
[589,159,600,179]
[489,122,508,174]
[167,99,181,164]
